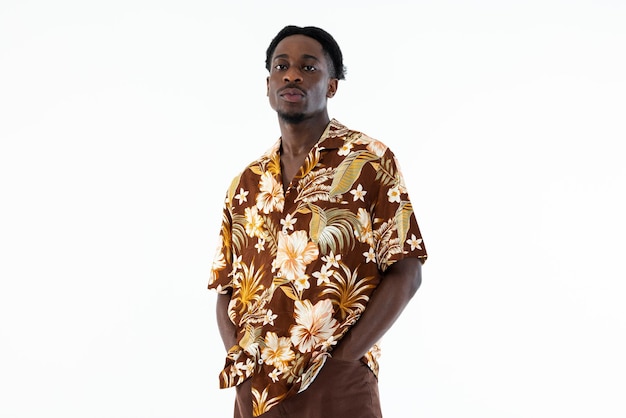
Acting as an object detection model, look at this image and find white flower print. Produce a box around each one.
[387,186,401,203]
[321,335,338,351]
[261,332,295,372]
[232,255,243,272]
[290,299,339,353]
[312,265,334,286]
[293,275,311,292]
[275,230,319,282]
[244,206,264,238]
[263,309,278,326]
[363,247,376,263]
[338,142,353,156]
[364,138,387,157]
[406,234,423,251]
[234,358,255,378]
[268,368,282,383]
[235,188,249,205]
[321,251,341,269]
[256,172,284,214]
[350,184,367,202]
[255,237,266,253]
[280,213,298,233]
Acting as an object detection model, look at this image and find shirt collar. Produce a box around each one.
[316,119,350,151]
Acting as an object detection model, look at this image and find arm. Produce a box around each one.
[216,291,238,352]
[331,257,422,361]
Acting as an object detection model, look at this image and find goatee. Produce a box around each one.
[278,111,306,124]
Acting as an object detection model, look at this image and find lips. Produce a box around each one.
[279,87,305,102]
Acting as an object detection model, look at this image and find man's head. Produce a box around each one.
[265,25,346,80]
[266,26,344,125]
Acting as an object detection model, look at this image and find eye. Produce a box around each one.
[303,65,317,72]
[273,64,287,71]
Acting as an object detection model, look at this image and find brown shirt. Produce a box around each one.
[209,119,427,417]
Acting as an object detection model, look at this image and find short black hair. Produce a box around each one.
[265,25,346,80]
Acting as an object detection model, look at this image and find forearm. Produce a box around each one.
[216,291,238,352]
[331,258,422,361]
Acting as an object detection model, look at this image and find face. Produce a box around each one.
[267,35,338,124]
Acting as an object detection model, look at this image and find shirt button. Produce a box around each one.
[277,272,282,277]
[258,359,264,365]
[282,230,288,235]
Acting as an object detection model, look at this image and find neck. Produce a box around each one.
[278,112,331,157]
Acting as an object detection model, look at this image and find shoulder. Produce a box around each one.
[341,129,399,173]
[224,139,280,207]
[351,132,391,159]
[327,120,393,161]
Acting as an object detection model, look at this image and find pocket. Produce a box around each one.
[322,356,373,386]
[325,356,365,368]
[310,356,382,417]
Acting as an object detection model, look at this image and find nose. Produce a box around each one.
[283,67,302,83]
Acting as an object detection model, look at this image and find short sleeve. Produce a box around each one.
[372,149,427,272]
[208,194,234,293]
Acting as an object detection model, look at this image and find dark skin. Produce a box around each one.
[266,34,338,190]
[217,34,422,361]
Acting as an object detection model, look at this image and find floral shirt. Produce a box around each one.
[208,119,427,416]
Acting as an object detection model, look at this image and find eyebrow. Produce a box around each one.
[273,53,321,62]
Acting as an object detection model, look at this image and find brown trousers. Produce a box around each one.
[234,358,383,418]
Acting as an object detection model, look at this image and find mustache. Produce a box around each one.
[278,84,305,95]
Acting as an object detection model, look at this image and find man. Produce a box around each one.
[208,25,427,418]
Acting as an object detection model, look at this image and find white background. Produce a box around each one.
[1,1,625,417]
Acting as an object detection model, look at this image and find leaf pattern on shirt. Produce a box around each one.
[373,153,399,188]
[395,201,414,248]
[320,263,375,320]
[252,387,285,417]
[297,145,322,180]
[329,150,379,197]
[231,261,265,315]
[229,212,248,254]
[294,168,338,203]
[311,207,360,254]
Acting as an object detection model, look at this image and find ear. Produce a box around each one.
[326,78,338,98]
[266,76,270,96]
